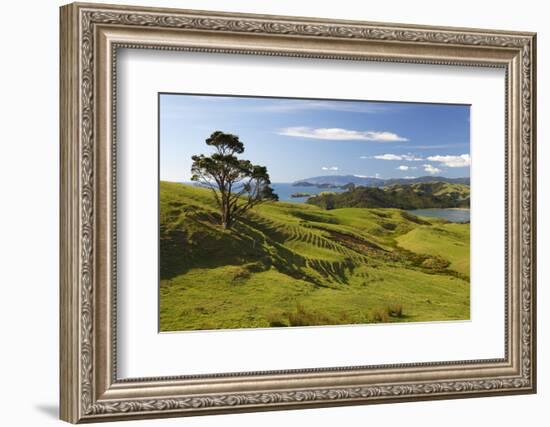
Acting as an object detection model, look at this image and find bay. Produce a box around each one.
[271,183,345,203]
[407,208,470,223]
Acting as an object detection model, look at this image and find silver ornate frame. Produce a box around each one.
[60,2,536,423]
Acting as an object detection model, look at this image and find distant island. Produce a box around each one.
[293,175,470,188]
[292,182,341,189]
[307,181,470,210]
[290,192,313,198]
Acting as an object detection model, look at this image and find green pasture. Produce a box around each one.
[159,181,470,331]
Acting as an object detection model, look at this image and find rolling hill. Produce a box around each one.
[306,182,470,210]
[159,181,470,331]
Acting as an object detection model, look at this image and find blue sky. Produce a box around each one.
[160,93,470,183]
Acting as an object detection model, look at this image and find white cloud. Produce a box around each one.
[371,153,423,161]
[321,166,339,171]
[354,173,382,179]
[427,154,471,168]
[259,100,388,114]
[397,165,417,171]
[162,98,389,119]
[423,164,442,175]
[372,154,401,160]
[406,143,468,149]
[278,127,408,142]
[403,176,417,179]
[403,154,423,161]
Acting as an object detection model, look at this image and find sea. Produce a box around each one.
[271,183,345,203]
[406,208,470,223]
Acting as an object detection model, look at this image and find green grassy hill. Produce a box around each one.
[306,182,470,210]
[160,181,470,331]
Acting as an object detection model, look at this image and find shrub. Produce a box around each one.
[371,308,389,323]
[269,320,288,327]
[225,266,251,282]
[372,210,391,218]
[243,261,265,273]
[266,315,288,327]
[287,303,333,326]
[381,222,397,231]
[371,303,404,322]
[421,256,450,270]
[401,211,430,225]
[387,303,403,318]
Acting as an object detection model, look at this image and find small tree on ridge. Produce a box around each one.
[191,131,278,229]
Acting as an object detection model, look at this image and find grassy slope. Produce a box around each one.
[160,181,470,331]
[396,223,470,276]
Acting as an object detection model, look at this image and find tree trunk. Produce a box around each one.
[221,212,232,229]
[221,197,232,229]
[222,218,231,229]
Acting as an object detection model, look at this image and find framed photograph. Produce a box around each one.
[60,2,536,423]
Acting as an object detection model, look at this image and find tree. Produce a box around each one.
[191,131,278,229]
